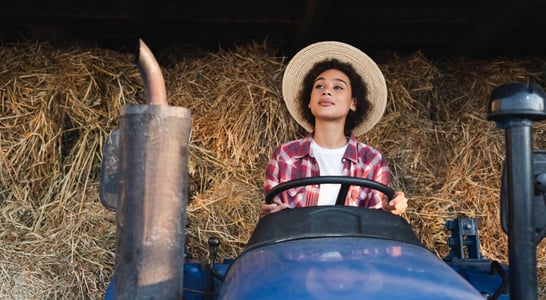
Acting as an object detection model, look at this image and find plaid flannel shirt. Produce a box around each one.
[264,133,392,208]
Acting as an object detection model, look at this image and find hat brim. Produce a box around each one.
[282,41,387,136]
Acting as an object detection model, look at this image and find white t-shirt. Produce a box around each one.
[311,139,348,205]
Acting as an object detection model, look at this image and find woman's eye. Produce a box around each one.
[314,84,324,89]
[334,85,344,90]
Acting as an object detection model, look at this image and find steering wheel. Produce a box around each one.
[265,176,395,205]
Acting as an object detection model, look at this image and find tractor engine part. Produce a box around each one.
[113,39,191,300]
[487,82,546,300]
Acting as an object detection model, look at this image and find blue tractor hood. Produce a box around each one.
[217,206,484,300]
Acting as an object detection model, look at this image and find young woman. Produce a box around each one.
[260,41,407,217]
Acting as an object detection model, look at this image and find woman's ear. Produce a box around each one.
[350,97,357,111]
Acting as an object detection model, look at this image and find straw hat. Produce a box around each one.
[282,41,387,136]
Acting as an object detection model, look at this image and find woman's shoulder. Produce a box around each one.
[272,135,312,156]
[350,136,385,159]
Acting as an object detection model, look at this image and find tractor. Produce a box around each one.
[100,40,546,299]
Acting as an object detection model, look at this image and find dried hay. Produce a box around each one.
[1,40,546,299]
[0,41,140,298]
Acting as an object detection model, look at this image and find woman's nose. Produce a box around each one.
[322,90,332,95]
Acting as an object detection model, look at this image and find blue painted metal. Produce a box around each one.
[217,237,484,300]
[449,261,509,299]
[104,260,231,300]
[444,217,510,299]
[181,261,214,300]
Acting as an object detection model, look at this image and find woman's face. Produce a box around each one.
[308,69,356,123]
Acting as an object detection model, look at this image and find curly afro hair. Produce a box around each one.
[297,59,372,136]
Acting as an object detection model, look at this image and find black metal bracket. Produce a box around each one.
[445,218,483,262]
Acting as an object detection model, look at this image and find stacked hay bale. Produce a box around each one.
[0,40,545,299]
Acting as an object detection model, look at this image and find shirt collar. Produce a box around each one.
[296,132,359,163]
[344,133,359,163]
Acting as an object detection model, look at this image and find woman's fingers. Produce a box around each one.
[382,191,407,215]
[260,199,289,216]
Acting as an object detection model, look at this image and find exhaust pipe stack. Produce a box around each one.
[487,82,546,300]
[105,39,191,299]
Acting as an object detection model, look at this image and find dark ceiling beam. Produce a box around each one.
[449,0,533,57]
[291,0,332,55]
[1,0,545,57]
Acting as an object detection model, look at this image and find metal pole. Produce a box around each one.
[503,120,536,299]
[487,82,546,300]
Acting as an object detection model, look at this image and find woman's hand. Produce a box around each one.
[381,191,407,215]
[260,198,290,217]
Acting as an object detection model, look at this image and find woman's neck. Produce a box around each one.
[313,123,348,149]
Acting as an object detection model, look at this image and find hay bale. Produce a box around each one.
[0,41,138,298]
[1,40,545,299]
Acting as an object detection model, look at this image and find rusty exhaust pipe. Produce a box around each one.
[136,39,167,105]
[111,39,191,299]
